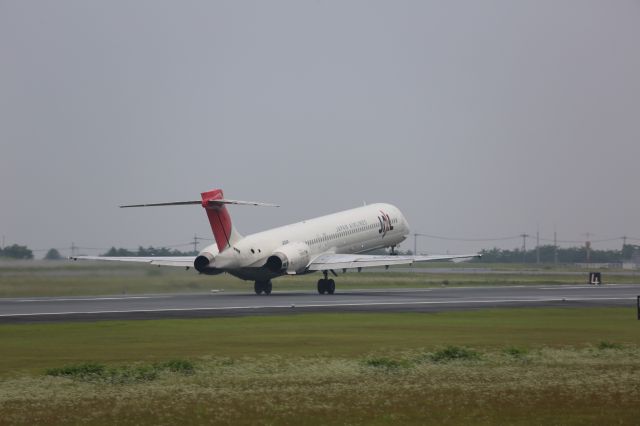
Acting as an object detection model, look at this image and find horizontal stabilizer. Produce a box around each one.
[70,255,196,267]
[120,199,279,208]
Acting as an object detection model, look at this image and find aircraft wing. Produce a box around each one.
[306,253,481,271]
[70,256,196,267]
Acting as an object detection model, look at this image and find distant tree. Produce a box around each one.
[137,246,195,256]
[476,244,627,264]
[44,248,62,260]
[101,246,196,257]
[103,247,135,256]
[622,244,639,260]
[0,244,34,260]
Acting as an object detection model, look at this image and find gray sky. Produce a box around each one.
[1,1,639,257]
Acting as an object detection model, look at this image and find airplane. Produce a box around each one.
[71,188,480,295]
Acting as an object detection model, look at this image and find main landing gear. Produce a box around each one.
[254,280,272,295]
[317,270,335,295]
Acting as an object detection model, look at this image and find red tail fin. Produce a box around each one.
[201,189,238,252]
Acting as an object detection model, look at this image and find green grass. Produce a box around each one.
[429,345,482,362]
[44,359,195,384]
[1,308,639,373]
[1,308,640,424]
[3,349,640,425]
[1,261,638,298]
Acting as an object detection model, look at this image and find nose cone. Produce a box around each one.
[401,213,410,234]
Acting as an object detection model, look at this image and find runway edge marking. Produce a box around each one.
[0,297,634,318]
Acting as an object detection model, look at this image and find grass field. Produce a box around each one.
[1,262,639,424]
[1,260,638,297]
[1,308,640,424]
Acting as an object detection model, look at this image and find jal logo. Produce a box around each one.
[378,211,394,237]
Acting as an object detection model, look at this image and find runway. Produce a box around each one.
[1,284,639,323]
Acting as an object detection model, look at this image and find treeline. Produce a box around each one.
[476,244,640,264]
[101,246,197,257]
[0,244,34,260]
[0,244,196,260]
[2,243,638,264]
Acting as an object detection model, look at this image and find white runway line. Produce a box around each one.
[0,297,634,318]
[540,286,599,290]
[539,284,640,290]
[12,296,159,303]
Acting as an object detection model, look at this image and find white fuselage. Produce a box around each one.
[202,203,409,280]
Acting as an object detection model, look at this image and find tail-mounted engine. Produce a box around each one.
[194,245,223,275]
[265,242,310,274]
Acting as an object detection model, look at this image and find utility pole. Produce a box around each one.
[520,233,530,264]
[193,234,199,254]
[413,233,418,256]
[584,232,591,263]
[536,227,540,264]
[1,235,4,250]
[553,229,558,265]
[622,235,627,251]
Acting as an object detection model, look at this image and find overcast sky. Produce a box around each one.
[1,1,639,257]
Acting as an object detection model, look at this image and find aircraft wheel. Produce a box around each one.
[317,279,327,295]
[264,280,272,295]
[327,279,335,295]
[254,281,263,295]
